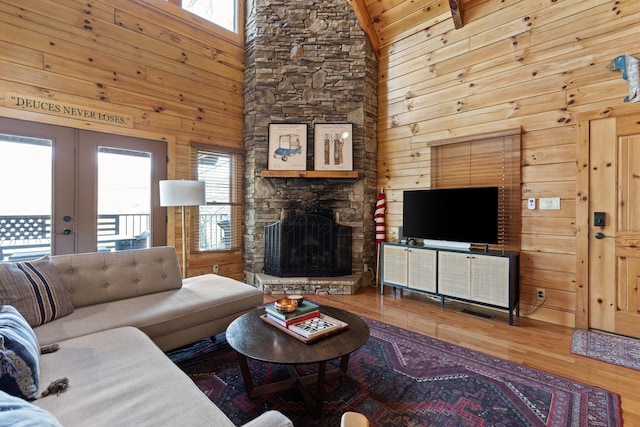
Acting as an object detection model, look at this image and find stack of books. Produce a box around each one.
[264,300,321,327]
[262,300,348,342]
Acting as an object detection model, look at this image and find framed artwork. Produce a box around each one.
[268,123,308,171]
[314,123,353,171]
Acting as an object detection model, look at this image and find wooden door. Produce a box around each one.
[588,115,640,338]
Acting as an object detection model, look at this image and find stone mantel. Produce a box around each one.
[260,170,359,179]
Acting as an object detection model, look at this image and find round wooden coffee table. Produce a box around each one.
[226,305,370,417]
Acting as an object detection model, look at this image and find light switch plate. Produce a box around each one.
[540,197,560,210]
[527,198,535,210]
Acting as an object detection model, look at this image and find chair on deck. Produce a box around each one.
[218,219,231,249]
[132,230,149,249]
[116,230,149,251]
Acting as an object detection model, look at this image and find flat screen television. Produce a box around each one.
[402,187,499,245]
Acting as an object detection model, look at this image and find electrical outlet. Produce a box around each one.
[527,198,536,210]
[363,263,368,273]
[213,264,219,274]
[536,288,545,299]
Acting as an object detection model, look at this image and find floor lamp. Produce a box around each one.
[159,180,206,278]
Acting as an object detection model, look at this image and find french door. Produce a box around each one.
[0,117,166,259]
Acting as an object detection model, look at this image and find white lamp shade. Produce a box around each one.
[159,180,206,207]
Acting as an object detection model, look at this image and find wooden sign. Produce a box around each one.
[5,92,134,128]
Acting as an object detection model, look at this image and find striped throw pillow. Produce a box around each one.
[0,306,40,400]
[0,257,74,327]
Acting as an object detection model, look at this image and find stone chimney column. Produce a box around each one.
[243,0,378,289]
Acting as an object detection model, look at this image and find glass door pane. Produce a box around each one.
[0,134,53,261]
[75,130,166,253]
[97,147,151,251]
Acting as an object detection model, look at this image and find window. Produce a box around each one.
[168,0,238,33]
[430,130,521,252]
[192,144,244,251]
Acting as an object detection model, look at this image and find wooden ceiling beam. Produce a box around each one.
[449,0,464,29]
[346,0,380,57]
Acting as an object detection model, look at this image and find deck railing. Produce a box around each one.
[0,214,150,261]
[0,212,230,260]
[199,214,231,250]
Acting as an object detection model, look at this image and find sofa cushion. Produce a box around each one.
[0,306,40,401]
[0,390,62,427]
[0,257,74,327]
[49,246,182,308]
[34,327,237,427]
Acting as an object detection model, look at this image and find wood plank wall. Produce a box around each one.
[0,0,245,279]
[377,0,640,326]
[4,0,640,326]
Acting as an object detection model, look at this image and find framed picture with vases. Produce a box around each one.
[314,123,353,171]
[267,123,307,171]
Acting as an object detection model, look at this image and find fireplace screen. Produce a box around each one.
[264,214,352,277]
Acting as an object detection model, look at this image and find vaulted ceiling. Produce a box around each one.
[347,0,463,54]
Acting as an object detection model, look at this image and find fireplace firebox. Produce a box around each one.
[264,214,352,277]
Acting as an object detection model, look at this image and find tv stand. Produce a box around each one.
[381,243,519,325]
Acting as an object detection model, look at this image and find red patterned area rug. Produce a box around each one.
[572,328,640,371]
[169,318,622,427]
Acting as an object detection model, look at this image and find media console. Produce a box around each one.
[381,242,520,325]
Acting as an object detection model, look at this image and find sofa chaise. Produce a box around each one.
[0,246,293,426]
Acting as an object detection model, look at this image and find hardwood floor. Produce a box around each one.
[265,285,640,425]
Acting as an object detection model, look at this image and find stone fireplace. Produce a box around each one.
[243,0,378,294]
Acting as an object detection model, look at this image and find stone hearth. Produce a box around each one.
[256,273,362,295]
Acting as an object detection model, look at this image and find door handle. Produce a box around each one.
[594,232,606,239]
[62,228,73,235]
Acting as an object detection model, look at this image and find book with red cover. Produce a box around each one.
[266,310,320,328]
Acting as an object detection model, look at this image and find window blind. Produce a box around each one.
[431,133,521,252]
[190,143,245,252]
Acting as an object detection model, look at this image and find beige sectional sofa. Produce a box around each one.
[34,246,263,351]
[1,246,292,426]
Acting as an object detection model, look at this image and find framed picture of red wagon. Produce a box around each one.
[313,123,353,172]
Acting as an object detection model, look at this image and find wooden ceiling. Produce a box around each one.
[346,0,463,54]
